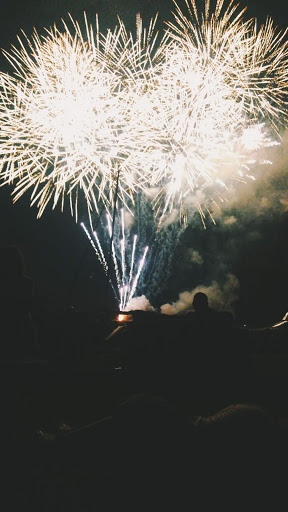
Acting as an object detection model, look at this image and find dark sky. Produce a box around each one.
[1,0,287,55]
[0,0,288,325]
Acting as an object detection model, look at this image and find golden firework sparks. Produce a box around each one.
[0,1,287,225]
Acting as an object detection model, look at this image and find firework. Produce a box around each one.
[81,209,149,310]
[140,0,288,224]
[0,13,160,219]
[0,1,287,224]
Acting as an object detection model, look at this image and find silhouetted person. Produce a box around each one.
[0,245,37,357]
[185,291,234,328]
[185,291,216,323]
[192,291,210,312]
[179,292,238,398]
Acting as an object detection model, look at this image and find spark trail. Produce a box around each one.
[81,209,149,310]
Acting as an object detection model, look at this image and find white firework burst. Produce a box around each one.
[0,1,287,226]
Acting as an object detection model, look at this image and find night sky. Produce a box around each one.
[1,0,288,326]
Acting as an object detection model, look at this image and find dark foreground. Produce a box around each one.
[1,310,288,511]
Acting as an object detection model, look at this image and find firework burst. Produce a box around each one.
[0,0,287,226]
[0,13,160,219]
[140,0,288,225]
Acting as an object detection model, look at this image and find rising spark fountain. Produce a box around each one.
[81,209,149,310]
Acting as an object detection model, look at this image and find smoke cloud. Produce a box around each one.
[126,294,156,311]
[160,274,240,317]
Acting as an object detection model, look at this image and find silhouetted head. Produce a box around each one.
[192,292,209,312]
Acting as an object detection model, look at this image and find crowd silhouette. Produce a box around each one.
[32,393,286,511]
[0,248,287,511]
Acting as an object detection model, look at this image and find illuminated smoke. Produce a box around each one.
[160,273,240,317]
